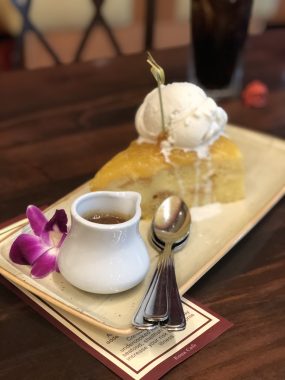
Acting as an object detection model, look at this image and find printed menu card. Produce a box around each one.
[3,278,232,380]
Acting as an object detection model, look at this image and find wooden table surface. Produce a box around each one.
[0,30,284,380]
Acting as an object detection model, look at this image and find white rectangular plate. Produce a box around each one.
[0,125,284,335]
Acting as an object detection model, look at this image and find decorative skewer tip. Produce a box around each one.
[146,52,166,132]
[146,52,165,85]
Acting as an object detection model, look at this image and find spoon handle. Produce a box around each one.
[132,269,159,330]
[143,246,171,322]
[161,253,186,331]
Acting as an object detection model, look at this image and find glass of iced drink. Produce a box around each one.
[190,0,253,99]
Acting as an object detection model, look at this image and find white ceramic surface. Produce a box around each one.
[58,191,150,294]
[0,125,284,335]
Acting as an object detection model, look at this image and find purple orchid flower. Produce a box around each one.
[9,205,68,279]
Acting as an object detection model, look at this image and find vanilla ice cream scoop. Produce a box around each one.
[135,82,227,151]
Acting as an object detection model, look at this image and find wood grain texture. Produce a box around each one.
[0,30,284,380]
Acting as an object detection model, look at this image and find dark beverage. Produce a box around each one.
[84,211,130,224]
[191,0,253,90]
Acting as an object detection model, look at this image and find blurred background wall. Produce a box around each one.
[0,0,284,70]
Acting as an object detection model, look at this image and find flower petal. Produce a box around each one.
[26,205,48,237]
[9,234,48,265]
[49,231,67,249]
[45,209,68,234]
[31,248,58,278]
[42,209,68,247]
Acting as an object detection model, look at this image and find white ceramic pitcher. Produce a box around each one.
[58,191,150,294]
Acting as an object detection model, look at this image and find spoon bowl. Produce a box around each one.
[152,195,191,245]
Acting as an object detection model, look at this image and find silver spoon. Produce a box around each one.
[132,227,188,330]
[150,230,189,253]
[144,196,191,329]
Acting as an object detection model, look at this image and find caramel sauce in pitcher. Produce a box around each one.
[84,211,131,225]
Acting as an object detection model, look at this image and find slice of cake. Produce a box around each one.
[90,82,244,219]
